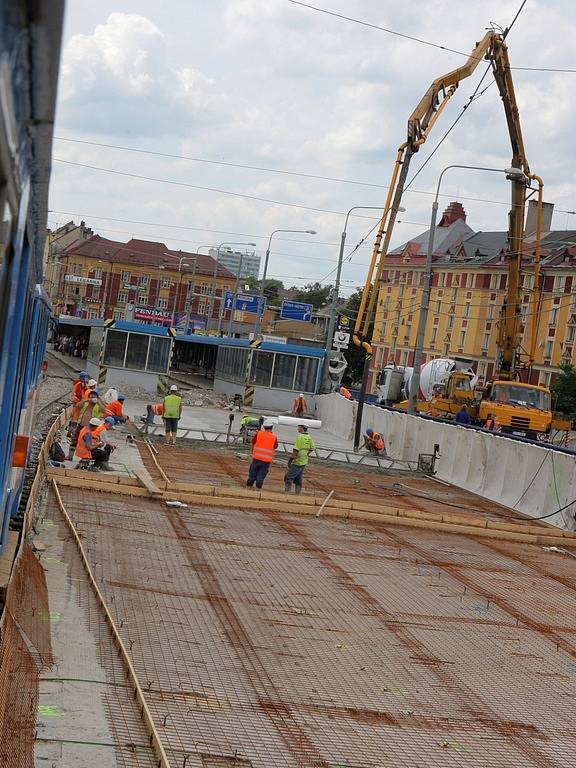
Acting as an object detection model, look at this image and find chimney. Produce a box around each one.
[525,199,554,238]
[438,201,466,227]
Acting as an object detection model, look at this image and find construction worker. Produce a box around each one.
[246,420,278,490]
[72,371,89,403]
[74,418,113,471]
[284,424,315,494]
[485,413,501,432]
[363,427,384,454]
[163,384,182,445]
[292,393,308,417]
[104,393,128,423]
[455,405,471,425]
[337,384,352,400]
[146,402,164,424]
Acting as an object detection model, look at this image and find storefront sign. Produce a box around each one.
[133,307,172,324]
[64,274,102,286]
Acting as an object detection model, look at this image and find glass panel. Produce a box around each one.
[147,336,171,373]
[102,329,127,367]
[294,356,319,393]
[271,354,296,389]
[125,332,149,370]
[249,350,274,386]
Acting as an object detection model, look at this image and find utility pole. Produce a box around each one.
[184,259,197,333]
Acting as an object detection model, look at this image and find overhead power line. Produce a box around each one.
[286,0,576,73]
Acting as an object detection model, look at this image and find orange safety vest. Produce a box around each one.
[252,430,277,463]
[93,423,108,437]
[75,427,94,459]
[82,387,95,400]
[72,380,86,403]
[151,403,164,416]
[372,432,384,451]
[104,400,122,418]
[340,387,352,400]
[293,396,306,414]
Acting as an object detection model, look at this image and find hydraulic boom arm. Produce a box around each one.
[353,31,533,382]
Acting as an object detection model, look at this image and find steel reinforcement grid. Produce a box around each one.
[43,481,576,767]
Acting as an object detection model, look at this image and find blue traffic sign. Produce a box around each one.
[280,300,313,322]
[224,291,266,313]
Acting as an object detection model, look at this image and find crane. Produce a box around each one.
[351,30,553,443]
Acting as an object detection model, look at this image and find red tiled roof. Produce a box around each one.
[60,235,235,278]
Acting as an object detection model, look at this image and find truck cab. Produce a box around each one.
[479,381,552,439]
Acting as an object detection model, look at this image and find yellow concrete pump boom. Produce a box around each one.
[353,30,535,381]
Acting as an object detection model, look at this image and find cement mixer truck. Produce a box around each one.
[376,358,478,408]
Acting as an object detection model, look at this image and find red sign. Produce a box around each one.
[133,307,172,324]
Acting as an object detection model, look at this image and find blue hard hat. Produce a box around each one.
[91,390,99,397]
[79,371,89,380]
[366,428,373,435]
[117,393,125,400]
[104,416,115,425]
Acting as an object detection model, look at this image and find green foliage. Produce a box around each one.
[244,277,284,306]
[551,361,576,418]
[292,281,332,310]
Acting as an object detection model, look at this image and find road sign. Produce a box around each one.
[332,331,350,350]
[224,292,266,313]
[280,300,313,322]
[65,274,102,287]
[337,314,351,331]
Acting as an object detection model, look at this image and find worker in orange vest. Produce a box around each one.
[246,420,278,489]
[82,378,98,399]
[363,427,384,454]
[104,393,128,423]
[72,371,89,404]
[485,413,502,432]
[74,418,113,471]
[337,385,352,400]
[292,393,308,417]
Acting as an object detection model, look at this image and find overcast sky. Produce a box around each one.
[49,0,576,295]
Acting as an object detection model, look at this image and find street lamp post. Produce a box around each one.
[320,206,393,393]
[407,163,527,414]
[225,252,244,336]
[254,228,316,338]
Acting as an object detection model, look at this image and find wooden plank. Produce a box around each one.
[134,469,163,498]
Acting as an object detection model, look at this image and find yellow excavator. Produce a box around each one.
[352,29,554,443]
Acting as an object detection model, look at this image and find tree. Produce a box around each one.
[244,277,283,306]
[551,362,576,418]
[292,281,332,310]
[341,288,372,384]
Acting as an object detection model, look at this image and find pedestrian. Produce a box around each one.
[363,427,384,454]
[74,418,113,471]
[163,384,182,444]
[246,419,278,490]
[284,424,316,494]
[455,405,471,425]
[292,393,308,417]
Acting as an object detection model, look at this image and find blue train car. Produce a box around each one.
[0,1,65,552]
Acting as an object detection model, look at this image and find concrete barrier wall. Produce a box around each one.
[317,393,576,530]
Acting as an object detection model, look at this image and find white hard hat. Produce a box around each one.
[299,393,304,397]
[263,419,274,428]
[170,384,178,391]
[88,379,97,387]
[89,417,102,426]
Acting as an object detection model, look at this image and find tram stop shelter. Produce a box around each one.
[86,320,176,394]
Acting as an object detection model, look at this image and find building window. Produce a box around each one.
[118,291,128,303]
[439,273,446,288]
[555,276,566,293]
[487,304,494,320]
[141,274,150,285]
[121,270,130,281]
[464,303,470,318]
[550,308,559,326]
[147,336,172,373]
[271,355,297,389]
[138,295,147,306]
[520,304,528,323]
[125,333,149,370]
[112,309,123,321]
[482,333,490,349]
[435,300,441,314]
[103,330,127,365]
[161,278,171,289]
[198,301,206,314]
[200,282,210,295]
[294,356,319,393]
[157,298,168,309]
[94,267,102,279]
[540,371,552,386]
[451,287,458,302]
[447,315,454,330]
[249,350,274,386]
[87,310,99,319]
[430,327,437,344]
[567,326,576,343]
[459,331,466,347]
[544,340,553,360]
[443,343,450,357]
[490,274,499,290]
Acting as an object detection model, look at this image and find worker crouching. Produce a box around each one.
[363,427,384,454]
[246,420,278,490]
[284,424,316,494]
[74,418,114,471]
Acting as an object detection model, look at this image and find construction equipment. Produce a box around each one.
[352,29,553,442]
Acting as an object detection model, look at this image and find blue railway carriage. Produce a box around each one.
[0,1,64,553]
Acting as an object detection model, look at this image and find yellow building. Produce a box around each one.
[371,201,576,391]
[48,234,237,331]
